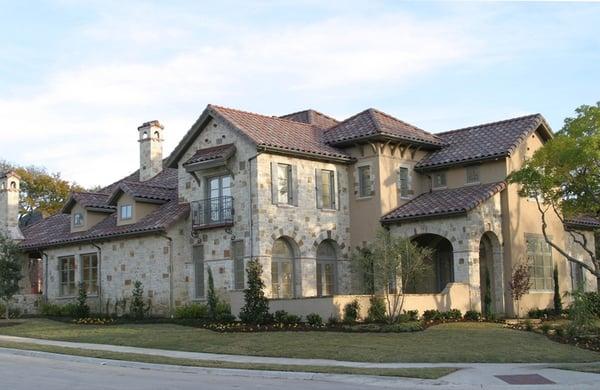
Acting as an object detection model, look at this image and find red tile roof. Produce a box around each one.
[183,143,236,166]
[381,182,507,223]
[280,109,339,129]
[62,192,113,213]
[564,215,600,230]
[415,114,552,171]
[323,108,444,147]
[107,181,176,205]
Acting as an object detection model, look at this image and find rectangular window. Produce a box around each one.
[526,235,553,291]
[232,240,245,290]
[120,204,133,220]
[73,213,84,227]
[320,169,335,209]
[317,262,335,296]
[81,253,98,295]
[277,163,292,204]
[571,262,585,291]
[399,167,410,197]
[466,165,480,184]
[432,172,447,188]
[59,256,76,296]
[358,165,372,198]
[193,245,204,298]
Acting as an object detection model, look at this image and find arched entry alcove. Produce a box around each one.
[408,234,454,293]
[479,231,503,314]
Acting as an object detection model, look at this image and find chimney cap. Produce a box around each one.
[137,120,164,130]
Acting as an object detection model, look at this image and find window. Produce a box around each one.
[59,256,76,296]
[232,240,245,290]
[120,204,133,220]
[316,241,337,296]
[208,175,232,223]
[432,172,447,188]
[193,245,204,298]
[73,212,84,227]
[81,253,98,295]
[466,165,480,184]
[571,262,585,291]
[526,235,553,290]
[399,167,410,197]
[317,169,336,209]
[358,165,372,197]
[271,163,297,205]
[271,238,294,298]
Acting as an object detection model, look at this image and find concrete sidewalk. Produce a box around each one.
[0,334,599,389]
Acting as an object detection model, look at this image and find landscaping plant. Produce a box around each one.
[367,295,387,323]
[0,233,22,319]
[207,267,218,320]
[343,299,360,323]
[483,268,492,319]
[73,282,90,318]
[509,261,532,317]
[239,259,271,324]
[130,280,149,320]
[553,264,563,315]
[568,290,597,335]
[306,313,323,327]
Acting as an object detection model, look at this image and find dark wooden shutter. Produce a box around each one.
[315,168,323,209]
[291,165,299,206]
[271,162,279,204]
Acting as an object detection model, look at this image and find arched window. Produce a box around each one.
[10,181,16,189]
[154,131,160,139]
[316,240,337,296]
[271,238,295,298]
[142,131,149,139]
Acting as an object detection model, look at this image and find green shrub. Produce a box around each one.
[584,292,600,317]
[274,310,289,323]
[0,303,21,319]
[445,309,462,320]
[175,303,209,320]
[343,299,360,323]
[555,327,564,337]
[528,308,554,319]
[524,320,533,331]
[404,310,419,322]
[283,314,302,325]
[73,283,90,319]
[464,310,481,321]
[215,302,235,323]
[306,313,323,327]
[540,323,551,334]
[40,303,65,317]
[568,290,596,335]
[327,315,340,326]
[239,259,271,324]
[347,322,422,333]
[367,296,387,323]
[422,309,441,321]
[130,281,149,320]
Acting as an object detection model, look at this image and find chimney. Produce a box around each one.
[0,171,23,240]
[138,120,164,182]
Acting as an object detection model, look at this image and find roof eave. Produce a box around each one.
[258,145,355,164]
[326,133,444,150]
[381,210,467,225]
[414,153,509,172]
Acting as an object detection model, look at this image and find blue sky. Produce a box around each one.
[1,0,599,187]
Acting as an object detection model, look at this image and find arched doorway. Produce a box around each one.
[479,232,502,315]
[408,234,454,293]
[316,240,338,296]
[271,237,298,299]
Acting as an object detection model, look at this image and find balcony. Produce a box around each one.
[191,196,234,230]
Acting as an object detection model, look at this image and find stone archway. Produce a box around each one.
[408,234,454,293]
[479,231,504,315]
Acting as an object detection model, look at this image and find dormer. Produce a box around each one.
[62,192,114,233]
[107,181,175,226]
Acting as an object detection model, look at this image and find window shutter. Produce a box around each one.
[407,168,413,195]
[369,166,375,196]
[315,168,323,209]
[334,170,340,210]
[291,165,299,206]
[271,162,278,204]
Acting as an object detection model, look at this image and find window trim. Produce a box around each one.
[80,252,99,296]
[319,169,336,210]
[466,165,481,185]
[73,212,84,227]
[526,234,554,292]
[357,164,373,199]
[432,171,447,189]
[398,166,411,198]
[59,255,76,297]
[120,204,133,220]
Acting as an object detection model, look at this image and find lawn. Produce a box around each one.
[0,319,599,363]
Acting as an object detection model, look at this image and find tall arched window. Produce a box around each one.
[272,238,294,298]
[316,240,337,296]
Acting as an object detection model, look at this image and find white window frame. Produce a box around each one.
[357,165,373,198]
[526,234,553,291]
[432,171,447,189]
[73,212,84,227]
[80,253,99,295]
[120,204,133,220]
[398,166,411,198]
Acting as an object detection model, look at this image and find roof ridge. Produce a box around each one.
[208,104,318,128]
[73,191,109,196]
[119,180,177,190]
[280,108,339,124]
[325,108,372,133]
[369,108,442,141]
[436,113,542,136]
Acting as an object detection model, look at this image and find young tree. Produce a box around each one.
[206,267,218,321]
[0,233,22,319]
[239,259,270,324]
[509,102,600,291]
[130,280,148,320]
[352,229,431,323]
[553,265,563,315]
[509,262,532,317]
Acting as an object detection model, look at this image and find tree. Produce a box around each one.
[239,259,271,324]
[483,268,493,319]
[553,265,563,315]
[130,280,148,319]
[0,233,22,319]
[206,267,218,321]
[509,261,532,317]
[74,282,90,318]
[509,102,600,291]
[352,229,431,323]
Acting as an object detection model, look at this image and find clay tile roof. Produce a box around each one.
[183,143,236,166]
[20,201,189,250]
[415,114,551,171]
[62,192,113,213]
[381,182,507,224]
[208,105,353,162]
[280,109,339,129]
[564,215,600,230]
[107,181,176,205]
[323,108,444,148]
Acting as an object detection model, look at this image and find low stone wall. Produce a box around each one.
[229,282,472,320]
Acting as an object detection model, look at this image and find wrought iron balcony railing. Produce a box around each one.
[191,196,234,229]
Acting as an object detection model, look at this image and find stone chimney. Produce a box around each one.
[138,120,164,182]
[0,171,23,240]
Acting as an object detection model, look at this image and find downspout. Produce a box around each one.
[161,233,174,317]
[90,242,102,315]
[247,151,263,262]
[40,250,49,303]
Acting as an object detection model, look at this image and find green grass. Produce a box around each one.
[0,341,455,379]
[0,319,599,363]
[552,364,600,374]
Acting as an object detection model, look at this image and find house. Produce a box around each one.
[1,105,597,318]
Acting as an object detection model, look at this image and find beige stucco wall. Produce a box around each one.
[70,204,107,232]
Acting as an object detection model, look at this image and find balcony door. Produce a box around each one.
[208,175,232,223]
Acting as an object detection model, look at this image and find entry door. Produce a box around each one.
[208,175,232,223]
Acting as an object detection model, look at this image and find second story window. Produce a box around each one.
[466,165,480,184]
[399,167,410,197]
[432,172,447,189]
[317,169,336,209]
[73,212,84,227]
[271,162,297,206]
[120,204,133,220]
[358,165,373,198]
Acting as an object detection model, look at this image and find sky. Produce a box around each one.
[0,0,599,188]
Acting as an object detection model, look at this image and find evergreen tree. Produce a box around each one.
[553,265,563,315]
[239,259,271,324]
[483,268,492,319]
[0,233,22,319]
[207,267,218,321]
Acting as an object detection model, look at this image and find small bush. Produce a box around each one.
[555,327,564,337]
[239,259,271,325]
[73,283,90,319]
[464,310,481,321]
[445,309,462,320]
[175,303,209,320]
[343,299,360,323]
[568,290,597,335]
[130,281,150,320]
[584,292,600,317]
[283,314,302,325]
[422,309,441,322]
[404,310,419,322]
[540,323,551,334]
[327,315,340,326]
[528,308,554,319]
[0,303,21,319]
[214,301,235,323]
[40,303,66,317]
[524,320,533,331]
[367,296,387,323]
[348,322,422,333]
[306,313,323,327]
[274,310,289,324]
